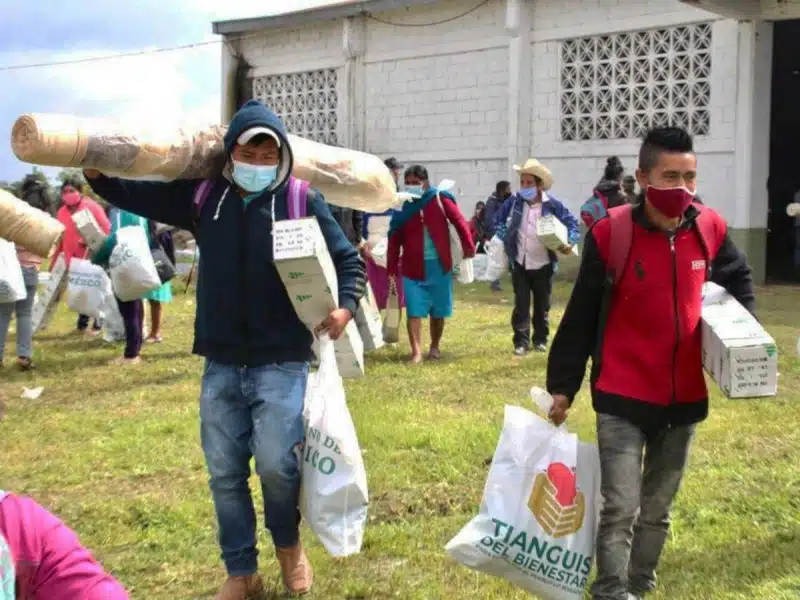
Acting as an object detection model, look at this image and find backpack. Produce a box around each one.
[580,190,609,229]
[604,203,715,286]
[184,176,311,291]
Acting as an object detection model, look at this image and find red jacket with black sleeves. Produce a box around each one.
[387,192,475,281]
[547,203,755,433]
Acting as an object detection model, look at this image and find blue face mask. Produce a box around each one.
[519,187,537,201]
[405,185,424,197]
[232,161,278,193]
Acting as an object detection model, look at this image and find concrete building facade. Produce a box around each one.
[214,0,800,283]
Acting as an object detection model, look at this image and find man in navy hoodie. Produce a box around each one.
[84,100,364,599]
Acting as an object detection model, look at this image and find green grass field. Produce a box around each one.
[1,279,799,599]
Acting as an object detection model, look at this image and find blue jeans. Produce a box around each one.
[200,359,309,577]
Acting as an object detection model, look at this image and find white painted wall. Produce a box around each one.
[227,0,763,230]
[526,0,741,225]
[363,0,509,212]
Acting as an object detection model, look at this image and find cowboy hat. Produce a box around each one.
[513,158,553,191]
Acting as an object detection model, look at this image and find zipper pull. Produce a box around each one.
[669,234,676,253]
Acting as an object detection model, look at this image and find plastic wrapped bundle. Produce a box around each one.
[12,113,397,212]
[0,189,65,258]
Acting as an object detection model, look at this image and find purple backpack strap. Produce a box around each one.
[193,180,214,220]
[287,176,310,219]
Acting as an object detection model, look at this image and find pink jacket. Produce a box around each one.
[0,493,129,600]
[51,198,111,270]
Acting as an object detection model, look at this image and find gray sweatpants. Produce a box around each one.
[591,413,695,600]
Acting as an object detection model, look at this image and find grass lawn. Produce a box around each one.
[1,278,799,599]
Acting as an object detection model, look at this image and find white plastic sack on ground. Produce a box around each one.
[101,295,126,343]
[300,335,369,556]
[0,239,26,303]
[457,258,475,284]
[446,404,601,600]
[485,236,509,281]
[109,226,160,301]
[66,258,111,319]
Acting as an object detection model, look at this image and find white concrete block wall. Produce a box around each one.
[364,0,505,56]
[363,48,509,157]
[363,0,509,213]
[237,21,343,75]
[526,0,741,222]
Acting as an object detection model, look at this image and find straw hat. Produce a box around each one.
[513,159,553,191]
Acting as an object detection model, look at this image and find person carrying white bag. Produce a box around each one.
[446,389,600,600]
[91,211,160,365]
[0,240,40,370]
[300,334,368,557]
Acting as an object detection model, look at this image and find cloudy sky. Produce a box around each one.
[0,0,334,181]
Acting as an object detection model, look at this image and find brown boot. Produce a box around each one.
[275,543,313,596]
[214,574,266,600]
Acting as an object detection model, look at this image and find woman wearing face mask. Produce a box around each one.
[496,159,580,356]
[387,165,475,363]
[51,178,111,335]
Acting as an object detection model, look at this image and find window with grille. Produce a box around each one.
[252,69,339,144]
[559,23,712,141]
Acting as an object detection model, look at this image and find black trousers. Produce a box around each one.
[511,262,554,348]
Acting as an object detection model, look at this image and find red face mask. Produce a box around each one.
[646,186,694,219]
[62,191,81,207]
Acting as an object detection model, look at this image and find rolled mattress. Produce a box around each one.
[0,188,65,258]
[12,113,397,213]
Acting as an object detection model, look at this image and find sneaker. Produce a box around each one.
[533,343,547,353]
[514,347,527,357]
[214,574,266,600]
[490,281,502,292]
[275,542,313,596]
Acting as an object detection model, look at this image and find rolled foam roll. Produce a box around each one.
[0,189,65,258]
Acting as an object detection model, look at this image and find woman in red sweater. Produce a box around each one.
[51,178,111,335]
[387,165,474,363]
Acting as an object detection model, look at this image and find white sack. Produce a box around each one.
[446,404,601,600]
[300,335,369,556]
[109,226,160,301]
[0,240,26,304]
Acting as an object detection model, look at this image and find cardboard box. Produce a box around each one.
[355,283,385,352]
[32,255,68,333]
[701,283,777,398]
[72,209,108,253]
[274,217,364,378]
[535,214,579,256]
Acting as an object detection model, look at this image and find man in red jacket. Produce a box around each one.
[546,127,755,600]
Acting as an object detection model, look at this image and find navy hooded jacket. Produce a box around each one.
[87,100,364,367]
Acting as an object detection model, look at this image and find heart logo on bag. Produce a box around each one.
[528,462,585,538]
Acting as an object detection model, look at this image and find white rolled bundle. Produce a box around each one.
[12,113,397,213]
[0,189,65,258]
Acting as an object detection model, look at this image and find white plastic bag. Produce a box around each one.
[109,226,160,301]
[0,239,26,304]
[382,286,402,344]
[473,254,490,282]
[66,258,111,319]
[485,236,509,281]
[446,404,601,600]
[300,335,369,556]
[457,258,475,284]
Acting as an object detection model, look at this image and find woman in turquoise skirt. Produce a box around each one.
[144,223,174,343]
